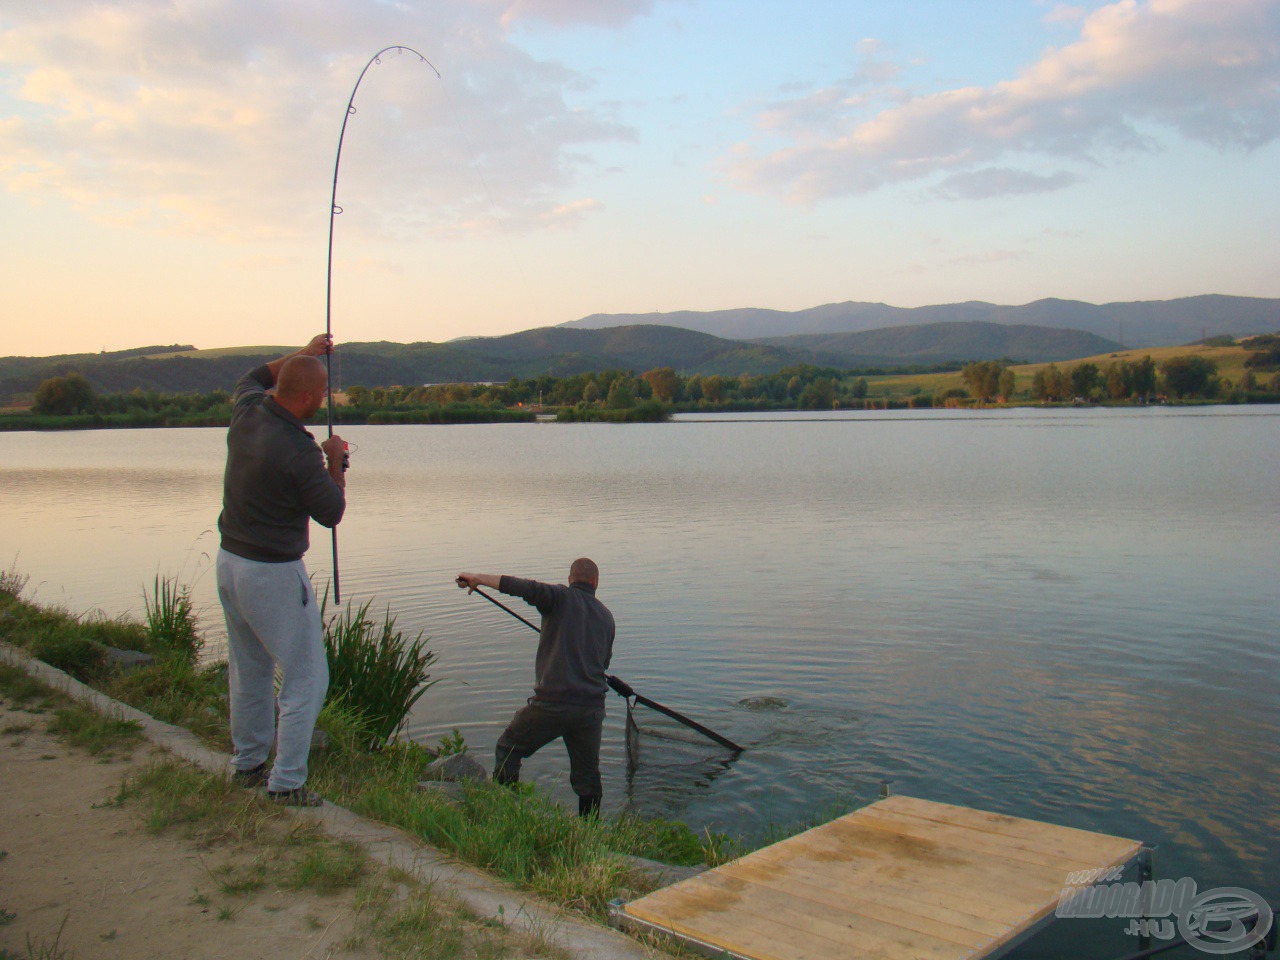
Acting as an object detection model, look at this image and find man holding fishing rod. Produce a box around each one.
[217,333,347,807]
[456,559,615,817]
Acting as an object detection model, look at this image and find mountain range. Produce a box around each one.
[2,294,1275,399]
[563,294,1280,348]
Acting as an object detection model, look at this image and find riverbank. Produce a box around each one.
[0,573,729,944]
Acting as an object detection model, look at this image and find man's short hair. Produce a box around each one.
[569,557,599,586]
[278,355,328,399]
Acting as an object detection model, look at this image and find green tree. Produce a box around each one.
[800,377,836,409]
[1132,356,1157,399]
[1104,362,1130,400]
[33,373,97,415]
[1070,362,1100,398]
[701,374,725,403]
[683,374,702,402]
[1160,356,1216,398]
[605,379,636,410]
[961,361,1004,402]
[997,368,1016,402]
[1031,363,1069,401]
[851,377,869,400]
[582,379,600,403]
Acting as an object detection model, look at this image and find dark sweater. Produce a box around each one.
[218,365,345,563]
[499,576,615,704]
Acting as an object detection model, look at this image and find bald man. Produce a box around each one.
[457,559,616,817]
[216,334,347,807]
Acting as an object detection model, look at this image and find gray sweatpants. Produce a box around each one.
[216,549,328,792]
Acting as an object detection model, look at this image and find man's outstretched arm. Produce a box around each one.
[456,573,501,593]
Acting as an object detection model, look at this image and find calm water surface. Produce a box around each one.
[3,407,1278,955]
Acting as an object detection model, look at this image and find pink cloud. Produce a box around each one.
[727,0,1280,202]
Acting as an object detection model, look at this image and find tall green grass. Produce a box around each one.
[143,574,202,664]
[322,593,439,748]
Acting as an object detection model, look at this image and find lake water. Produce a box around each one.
[2,407,1278,955]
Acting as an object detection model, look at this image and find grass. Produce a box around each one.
[0,662,60,710]
[321,594,439,747]
[1,569,751,929]
[0,919,71,960]
[0,564,29,599]
[103,656,230,746]
[45,704,143,756]
[309,743,731,916]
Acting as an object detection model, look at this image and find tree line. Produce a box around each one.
[13,350,1278,431]
[341,365,878,414]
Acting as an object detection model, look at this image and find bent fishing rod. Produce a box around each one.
[325,45,441,603]
[460,581,744,753]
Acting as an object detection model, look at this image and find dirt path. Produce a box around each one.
[0,699,378,960]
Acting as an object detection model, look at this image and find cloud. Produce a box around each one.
[1044,4,1089,24]
[934,167,1083,199]
[487,0,660,28]
[0,1,636,242]
[539,196,604,227]
[727,0,1280,203]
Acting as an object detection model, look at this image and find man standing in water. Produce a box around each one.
[456,559,615,817]
[217,333,347,807]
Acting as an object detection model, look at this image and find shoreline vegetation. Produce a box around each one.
[3,338,1278,431]
[0,566,792,928]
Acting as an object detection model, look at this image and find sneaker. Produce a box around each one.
[232,762,268,789]
[268,786,324,807]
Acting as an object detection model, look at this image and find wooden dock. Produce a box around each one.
[611,794,1145,960]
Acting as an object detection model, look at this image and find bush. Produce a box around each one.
[557,400,670,423]
[322,594,439,748]
[33,373,97,415]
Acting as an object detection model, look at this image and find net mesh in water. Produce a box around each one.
[621,699,742,815]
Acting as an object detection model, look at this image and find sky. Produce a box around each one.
[1,0,1279,356]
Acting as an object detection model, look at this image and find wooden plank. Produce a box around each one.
[620,795,1146,960]
[713,857,1008,944]
[823,810,1131,879]
[710,831,1024,934]
[626,870,973,960]
[855,804,1136,869]
[718,815,1085,926]
[878,795,1142,861]
[715,838,1041,930]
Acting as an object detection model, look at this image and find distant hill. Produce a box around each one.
[449,325,807,376]
[564,295,1280,348]
[758,321,1123,366]
[0,327,806,399]
[0,315,1221,400]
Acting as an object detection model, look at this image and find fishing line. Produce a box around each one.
[325,45,441,604]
